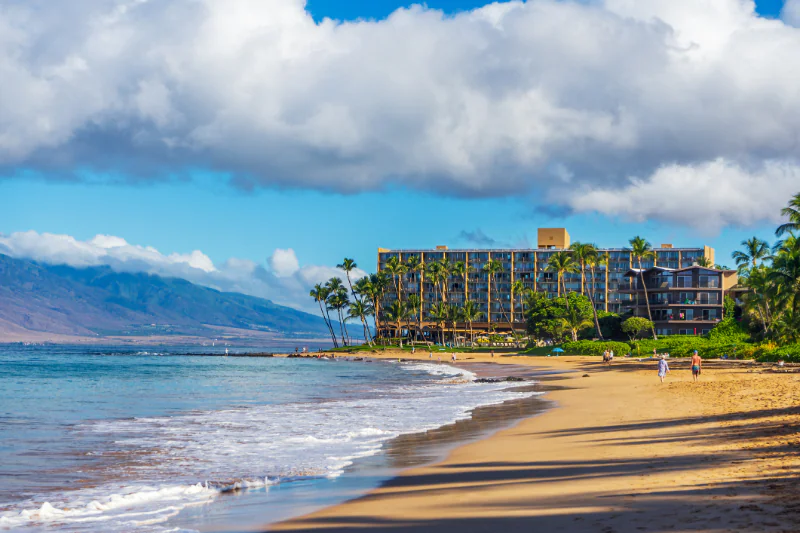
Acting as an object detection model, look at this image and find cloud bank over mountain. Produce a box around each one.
[0,231,365,312]
[1,0,800,230]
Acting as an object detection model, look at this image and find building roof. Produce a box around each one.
[623,265,736,277]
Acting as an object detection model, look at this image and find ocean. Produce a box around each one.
[0,345,541,532]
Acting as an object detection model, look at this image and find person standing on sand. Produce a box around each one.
[429,351,432,359]
[657,356,670,383]
[491,350,495,358]
[691,350,702,381]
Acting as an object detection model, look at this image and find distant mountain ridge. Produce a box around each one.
[0,253,330,340]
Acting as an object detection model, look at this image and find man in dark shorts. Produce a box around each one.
[691,350,702,382]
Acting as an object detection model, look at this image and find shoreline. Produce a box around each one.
[165,355,553,533]
[270,351,800,532]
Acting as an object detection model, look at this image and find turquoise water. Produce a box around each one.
[0,345,534,532]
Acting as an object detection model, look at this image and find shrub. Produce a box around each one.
[757,344,800,362]
[706,317,750,343]
[562,340,632,356]
[621,317,654,340]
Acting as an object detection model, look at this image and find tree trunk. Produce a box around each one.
[318,299,338,348]
[588,266,603,340]
[337,308,348,346]
[604,266,609,313]
[324,306,339,348]
[638,259,657,340]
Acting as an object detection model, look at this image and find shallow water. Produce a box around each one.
[0,346,539,532]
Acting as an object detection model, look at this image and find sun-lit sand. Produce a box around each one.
[271,351,800,532]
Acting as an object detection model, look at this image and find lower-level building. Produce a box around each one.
[620,266,738,336]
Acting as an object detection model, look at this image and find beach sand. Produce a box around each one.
[271,352,800,532]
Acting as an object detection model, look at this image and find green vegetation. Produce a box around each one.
[621,317,654,341]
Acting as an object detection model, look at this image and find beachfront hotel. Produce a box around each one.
[376,228,734,336]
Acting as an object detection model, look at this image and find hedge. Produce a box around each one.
[561,340,632,356]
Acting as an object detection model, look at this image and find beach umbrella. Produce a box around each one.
[552,347,564,352]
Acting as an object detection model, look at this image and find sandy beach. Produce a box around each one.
[271,352,800,532]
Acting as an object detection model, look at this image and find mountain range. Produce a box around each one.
[0,253,331,343]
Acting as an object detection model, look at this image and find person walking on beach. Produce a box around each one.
[657,355,670,383]
[491,350,495,358]
[429,351,432,359]
[451,353,457,363]
[691,350,702,382]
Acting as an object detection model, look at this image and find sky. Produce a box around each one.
[1,0,798,312]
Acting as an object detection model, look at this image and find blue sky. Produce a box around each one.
[0,0,796,306]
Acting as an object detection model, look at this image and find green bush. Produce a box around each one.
[562,340,632,356]
[757,344,800,362]
[706,318,750,343]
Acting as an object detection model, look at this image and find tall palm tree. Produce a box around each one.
[546,251,577,312]
[597,252,610,313]
[426,261,443,304]
[365,272,390,342]
[384,256,407,301]
[428,302,449,345]
[407,294,422,342]
[436,256,453,304]
[326,283,350,346]
[310,284,338,347]
[337,258,360,301]
[452,261,470,304]
[482,259,506,327]
[407,255,425,322]
[776,192,800,237]
[627,236,657,340]
[741,265,772,336]
[585,252,604,340]
[385,300,409,342]
[570,242,595,295]
[461,300,483,345]
[348,300,374,346]
[732,237,771,272]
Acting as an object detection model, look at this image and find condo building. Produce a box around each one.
[376,228,726,335]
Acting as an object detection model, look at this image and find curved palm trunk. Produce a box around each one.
[561,273,571,313]
[318,299,338,347]
[337,308,348,346]
[637,259,657,340]
[580,261,585,295]
[588,266,603,340]
[360,315,372,346]
[325,306,339,348]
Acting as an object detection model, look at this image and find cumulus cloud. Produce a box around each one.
[0,231,365,312]
[2,0,800,228]
[564,159,800,233]
[269,248,300,277]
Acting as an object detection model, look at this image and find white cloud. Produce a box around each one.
[0,231,365,312]
[1,0,800,229]
[564,158,800,233]
[784,0,800,26]
[269,248,300,277]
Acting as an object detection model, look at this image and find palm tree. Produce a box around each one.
[384,256,407,301]
[741,265,772,336]
[597,252,610,312]
[627,236,657,340]
[310,284,338,347]
[776,192,800,237]
[696,256,712,267]
[428,302,449,345]
[348,300,374,346]
[385,300,409,342]
[570,242,595,295]
[337,258,360,300]
[585,252,604,340]
[406,255,425,323]
[407,294,422,342]
[732,237,771,272]
[452,261,471,303]
[461,300,483,345]
[326,283,351,346]
[561,305,593,342]
[482,259,506,327]
[364,273,390,343]
[546,251,577,311]
[436,256,453,304]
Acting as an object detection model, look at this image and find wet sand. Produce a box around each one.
[271,352,800,532]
